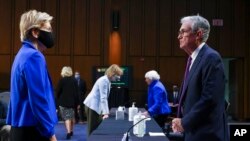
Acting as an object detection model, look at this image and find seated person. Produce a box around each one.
[0,94,11,141]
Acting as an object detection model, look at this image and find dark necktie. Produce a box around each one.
[177,57,192,117]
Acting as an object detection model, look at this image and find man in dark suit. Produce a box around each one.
[74,71,87,123]
[172,15,229,141]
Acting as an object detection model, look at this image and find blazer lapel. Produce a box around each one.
[182,44,208,93]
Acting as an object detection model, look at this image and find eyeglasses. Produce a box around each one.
[178,29,192,36]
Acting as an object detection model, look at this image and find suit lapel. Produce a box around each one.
[182,44,208,94]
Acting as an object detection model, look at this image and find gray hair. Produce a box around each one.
[145,70,160,80]
[180,15,210,42]
[61,66,73,77]
[19,9,53,41]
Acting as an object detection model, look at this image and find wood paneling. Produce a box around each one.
[46,56,71,86]
[58,0,72,55]
[128,57,156,91]
[0,55,11,90]
[173,0,187,56]
[29,0,42,10]
[233,0,245,57]
[74,0,87,55]
[0,0,12,54]
[218,0,233,57]
[159,57,186,88]
[129,0,143,56]
[159,0,172,56]
[89,0,102,55]
[144,0,157,56]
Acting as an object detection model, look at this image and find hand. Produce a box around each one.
[102,114,109,119]
[172,118,184,133]
[50,135,57,141]
[142,111,149,117]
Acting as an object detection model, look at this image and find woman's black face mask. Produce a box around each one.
[38,30,55,48]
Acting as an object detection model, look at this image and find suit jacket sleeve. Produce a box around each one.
[99,79,110,115]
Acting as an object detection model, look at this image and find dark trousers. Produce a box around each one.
[153,114,168,130]
[85,106,102,136]
[78,104,86,121]
[10,126,50,141]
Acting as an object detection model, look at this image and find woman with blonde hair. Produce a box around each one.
[84,64,123,135]
[56,66,80,140]
[7,10,57,141]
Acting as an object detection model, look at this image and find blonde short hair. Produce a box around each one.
[105,64,123,78]
[61,66,73,77]
[145,70,160,80]
[19,9,53,41]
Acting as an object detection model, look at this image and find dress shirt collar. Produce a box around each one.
[189,42,205,69]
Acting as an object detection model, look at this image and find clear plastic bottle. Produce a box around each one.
[133,111,146,137]
[128,102,138,121]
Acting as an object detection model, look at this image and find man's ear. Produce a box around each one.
[195,30,203,40]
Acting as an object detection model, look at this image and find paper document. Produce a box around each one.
[148,132,165,136]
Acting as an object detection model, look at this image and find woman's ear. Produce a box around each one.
[30,28,39,38]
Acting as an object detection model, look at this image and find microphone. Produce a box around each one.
[124,117,150,141]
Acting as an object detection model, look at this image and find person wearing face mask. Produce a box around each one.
[74,71,87,123]
[84,64,123,136]
[6,10,57,141]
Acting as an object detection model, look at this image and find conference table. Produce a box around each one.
[87,108,169,141]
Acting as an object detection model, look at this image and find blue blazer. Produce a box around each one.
[147,80,171,116]
[179,44,229,141]
[7,41,58,138]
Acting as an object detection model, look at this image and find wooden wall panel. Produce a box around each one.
[203,0,218,50]
[14,0,27,54]
[88,0,102,55]
[0,55,11,90]
[173,0,187,56]
[159,57,186,89]
[74,0,87,55]
[0,0,12,54]
[159,0,172,56]
[233,0,245,57]
[189,0,201,15]
[128,57,156,91]
[144,0,157,56]
[29,0,42,10]
[44,0,57,55]
[58,0,72,55]
[129,0,143,56]
[46,56,71,87]
[218,0,233,57]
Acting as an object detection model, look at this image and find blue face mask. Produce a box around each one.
[75,74,80,79]
[111,75,120,81]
